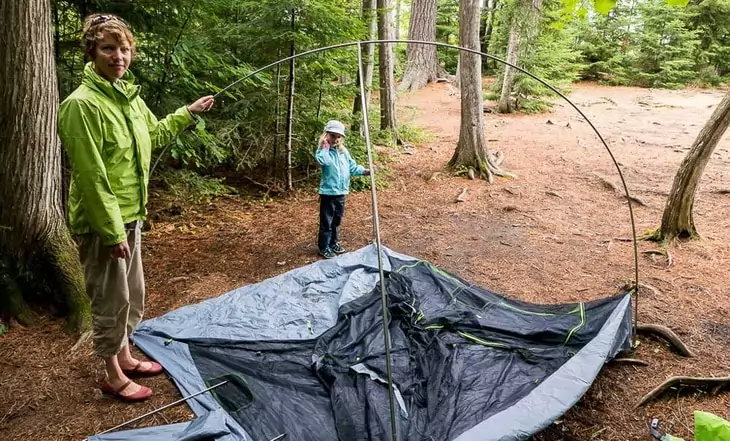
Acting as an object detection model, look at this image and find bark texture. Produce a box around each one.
[399,0,444,92]
[658,91,730,241]
[449,0,513,183]
[352,0,377,134]
[377,0,398,132]
[0,0,90,333]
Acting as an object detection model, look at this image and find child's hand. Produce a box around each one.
[363,168,371,176]
[321,140,330,150]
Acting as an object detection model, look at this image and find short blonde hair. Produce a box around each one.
[82,13,136,62]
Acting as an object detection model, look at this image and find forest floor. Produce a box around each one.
[2,81,730,441]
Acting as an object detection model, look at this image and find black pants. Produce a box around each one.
[318,194,346,251]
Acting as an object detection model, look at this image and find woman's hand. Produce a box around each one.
[108,241,131,259]
[188,96,215,114]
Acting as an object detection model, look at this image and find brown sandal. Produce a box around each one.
[100,380,152,402]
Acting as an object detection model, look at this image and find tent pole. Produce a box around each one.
[89,380,229,439]
[356,42,399,441]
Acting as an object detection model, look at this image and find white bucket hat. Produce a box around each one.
[324,120,346,137]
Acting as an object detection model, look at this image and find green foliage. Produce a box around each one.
[160,169,238,204]
[436,0,460,73]
[490,0,585,112]
[573,0,728,89]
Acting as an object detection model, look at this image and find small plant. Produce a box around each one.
[160,169,237,205]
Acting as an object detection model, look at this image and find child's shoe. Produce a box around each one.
[330,243,346,254]
[319,247,336,259]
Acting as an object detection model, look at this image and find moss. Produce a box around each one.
[42,229,91,334]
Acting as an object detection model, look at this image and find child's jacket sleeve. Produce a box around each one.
[346,150,365,176]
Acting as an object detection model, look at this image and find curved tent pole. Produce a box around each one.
[214,39,641,334]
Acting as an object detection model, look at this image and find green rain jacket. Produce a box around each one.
[59,63,195,246]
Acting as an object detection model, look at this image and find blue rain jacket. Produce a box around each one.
[315,146,365,195]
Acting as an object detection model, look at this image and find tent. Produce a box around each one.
[89,245,633,441]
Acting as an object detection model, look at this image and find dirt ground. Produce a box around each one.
[2,81,730,441]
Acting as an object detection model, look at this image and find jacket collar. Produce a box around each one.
[81,62,141,102]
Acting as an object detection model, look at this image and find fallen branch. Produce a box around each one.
[635,375,730,408]
[636,323,694,357]
[545,190,563,199]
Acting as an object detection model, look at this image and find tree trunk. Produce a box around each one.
[399,0,444,92]
[377,0,398,132]
[658,91,730,241]
[352,0,377,134]
[497,0,542,113]
[482,0,498,70]
[395,0,402,40]
[0,0,90,333]
[449,0,512,183]
[285,10,296,191]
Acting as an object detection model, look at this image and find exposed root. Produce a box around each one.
[636,323,695,357]
[492,151,505,167]
[612,358,649,366]
[635,375,730,408]
[545,190,563,199]
[593,174,646,206]
[70,330,92,352]
[641,247,673,267]
[456,188,468,203]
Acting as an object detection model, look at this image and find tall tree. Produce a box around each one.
[377,0,398,132]
[0,0,90,333]
[656,91,730,242]
[399,0,444,92]
[352,0,377,134]
[449,0,512,183]
[480,0,499,71]
[497,0,543,113]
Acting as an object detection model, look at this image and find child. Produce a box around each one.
[315,120,370,259]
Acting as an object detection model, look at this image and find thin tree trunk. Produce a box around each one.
[399,0,444,92]
[395,0,402,40]
[482,0,498,70]
[285,10,296,191]
[450,0,512,183]
[498,19,520,113]
[353,0,377,134]
[498,0,542,113]
[658,91,730,241]
[274,47,282,165]
[377,0,398,133]
[0,0,90,333]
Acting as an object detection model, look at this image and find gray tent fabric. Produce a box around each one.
[88,245,632,441]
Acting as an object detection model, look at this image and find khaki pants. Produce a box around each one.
[77,221,145,358]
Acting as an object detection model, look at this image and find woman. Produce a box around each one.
[58,13,215,401]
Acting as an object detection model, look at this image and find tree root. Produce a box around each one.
[456,188,468,202]
[42,228,91,335]
[593,174,647,206]
[641,248,673,267]
[635,375,730,408]
[612,358,649,366]
[636,323,694,357]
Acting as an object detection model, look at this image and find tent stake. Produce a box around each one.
[356,42,399,441]
[90,380,228,438]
